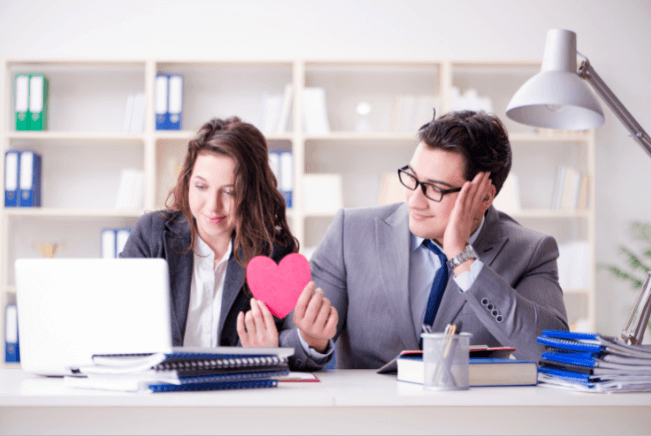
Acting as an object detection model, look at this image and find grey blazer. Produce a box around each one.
[121,211,323,371]
[310,203,569,368]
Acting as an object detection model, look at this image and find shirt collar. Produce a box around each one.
[411,215,486,252]
[195,235,233,266]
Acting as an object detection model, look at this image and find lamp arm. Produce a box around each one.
[579,60,651,159]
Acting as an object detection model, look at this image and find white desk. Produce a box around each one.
[1,368,650,435]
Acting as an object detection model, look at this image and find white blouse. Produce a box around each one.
[182,236,233,347]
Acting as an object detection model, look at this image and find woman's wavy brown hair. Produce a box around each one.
[165,116,298,267]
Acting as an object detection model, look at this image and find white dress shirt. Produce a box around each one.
[409,218,485,336]
[183,236,233,347]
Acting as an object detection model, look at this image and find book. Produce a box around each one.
[376,346,517,374]
[492,173,521,213]
[101,228,132,258]
[536,330,651,392]
[167,74,183,130]
[14,74,30,131]
[155,74,168,129]
[28,74,49,131]
[279,151,293,207]
[66,350,290,393]
[395,355,538,387]
[302,87,330,134]
[4,302,19,363]
[277,83,294,133]
[18,151,42,207]
[4,151,19,207]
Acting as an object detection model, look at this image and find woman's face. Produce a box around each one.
[188,152,237,246]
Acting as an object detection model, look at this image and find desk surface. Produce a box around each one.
[1,368,651,435]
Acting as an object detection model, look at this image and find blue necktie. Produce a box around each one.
[422,239,448,327]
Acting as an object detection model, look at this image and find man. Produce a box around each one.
[308,110,569,368]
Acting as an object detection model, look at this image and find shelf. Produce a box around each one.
[305,132,418,141]
[505,209,592,218]
[3,209,146,218]
[154,130,294,141]
[5,131,145,142]
[509,132,592,143]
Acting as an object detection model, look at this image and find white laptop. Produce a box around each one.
[15,258,294,377]
[15,258,174,376]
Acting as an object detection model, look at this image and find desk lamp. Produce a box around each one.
[505,29,651,345]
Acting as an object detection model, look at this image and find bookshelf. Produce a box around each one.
[0,58,596,367]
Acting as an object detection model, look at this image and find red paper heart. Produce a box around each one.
[246,253,311,319]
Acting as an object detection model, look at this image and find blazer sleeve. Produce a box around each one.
[119,212,157,258]
[462,234,569,361]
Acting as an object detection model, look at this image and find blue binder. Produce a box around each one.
[155,74,169,130]
[18,151,41,207]
[167,74,183,130]
[279,151,293,208]
[4,151,20,207]
[5,303,19,363]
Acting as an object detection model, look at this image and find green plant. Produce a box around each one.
[599,221,651,336]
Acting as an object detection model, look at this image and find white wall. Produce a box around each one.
[1,0,651,337]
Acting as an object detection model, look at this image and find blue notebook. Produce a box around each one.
[150,378,278,393]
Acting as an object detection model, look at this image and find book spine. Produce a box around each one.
[149,378,279,393]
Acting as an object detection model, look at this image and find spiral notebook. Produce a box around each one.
[65,349,293,393]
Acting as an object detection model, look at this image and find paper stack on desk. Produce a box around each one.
[64,348,291,393]
[537,330,651,393]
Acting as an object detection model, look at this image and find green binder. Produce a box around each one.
[28,74,49,130]
[14,74,30,131]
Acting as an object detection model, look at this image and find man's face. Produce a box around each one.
[405,143,467,244]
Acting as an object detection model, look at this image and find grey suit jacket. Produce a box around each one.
[310,203,569,368]
[121,211,323,371]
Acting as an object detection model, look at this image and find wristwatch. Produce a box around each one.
[446,244,478,270]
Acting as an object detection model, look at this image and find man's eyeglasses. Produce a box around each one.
[397,166,462,202]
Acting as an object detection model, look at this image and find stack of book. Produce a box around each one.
[537,330,651,393]
[65,348,292,393]
[378,346,539,387]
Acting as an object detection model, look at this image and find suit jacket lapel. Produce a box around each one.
[163,215,193,345]
[432,206,509,332]
[219,249,245,340]
[375,203,419,349]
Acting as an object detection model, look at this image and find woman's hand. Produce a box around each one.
[237,298,279,348]
[293,281,338,353]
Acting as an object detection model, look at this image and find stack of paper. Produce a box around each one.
[64,348,292,393]
[537,330,651,393]
[389,94,439,132]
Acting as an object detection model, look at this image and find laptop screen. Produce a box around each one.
[15,258,173,376]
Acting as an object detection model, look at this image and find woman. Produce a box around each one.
[121,117,337,371]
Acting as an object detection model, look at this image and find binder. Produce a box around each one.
[279,151,293,208]
[167,74,183,130]
[4,151,19,207]
[116,228,132,257]
[28,74,49,131]
[155,74,169,130]
[14,74,30,131]
[5,303,19,363]
[101,228,117,259]
[18,151,42,207]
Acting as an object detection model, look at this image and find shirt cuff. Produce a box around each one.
[453,259,484,292]
[297,329,334,361]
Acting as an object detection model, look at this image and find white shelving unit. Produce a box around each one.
[0,59,596,368]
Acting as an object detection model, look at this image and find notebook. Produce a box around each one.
[15,258,293,376]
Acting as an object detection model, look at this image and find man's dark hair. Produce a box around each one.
[417,110,512,195]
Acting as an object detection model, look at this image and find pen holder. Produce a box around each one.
[421,332,472,391]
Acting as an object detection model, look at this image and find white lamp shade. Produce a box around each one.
[506,29,605,130]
